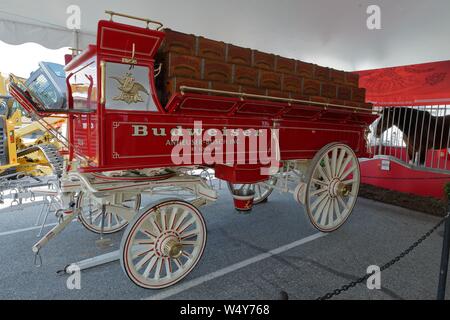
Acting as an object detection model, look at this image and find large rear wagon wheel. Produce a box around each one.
[305,143,360,232]
[120,199,207,289]
[77,192,141,234]
[227,176,277,205]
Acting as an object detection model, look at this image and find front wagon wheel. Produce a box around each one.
[120,199,207,289]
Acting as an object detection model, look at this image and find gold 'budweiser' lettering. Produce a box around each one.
[132,125,148,137]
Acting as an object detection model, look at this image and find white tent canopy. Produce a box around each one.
[1,0,450,71]
[0,18,94,50]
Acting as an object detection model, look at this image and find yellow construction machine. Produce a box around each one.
[0,65,66,178]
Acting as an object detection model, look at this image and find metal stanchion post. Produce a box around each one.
[437,197,450,300]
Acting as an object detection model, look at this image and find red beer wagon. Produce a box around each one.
[9,11,377,289]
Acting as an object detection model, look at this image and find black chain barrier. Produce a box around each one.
[317,212,450,300]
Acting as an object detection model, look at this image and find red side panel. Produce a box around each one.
[71,114,98,163]
[85,107,371,180]
[361,158,450,199]
[370,146,450,170]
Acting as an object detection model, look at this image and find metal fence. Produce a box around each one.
[368,105,450,174]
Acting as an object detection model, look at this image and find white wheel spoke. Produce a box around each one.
[91,211,102,222]
[108,214,112,228]
[135,240,154,245]
[333,198,342,221]
[131,244,154,259]
[311,178,328,187]
[135,252,155,271]
[335,149,346,178]
[181,229,199,240]
[328,198,335,225]
[182,251,193,260]
[323,154,333,181]
[340,164,357,180]
[181,240,197,246]
[331,148,338,178]
[317,164,330,182]
[112,214,119,226]
[310,187,328,197]
[168,207,178,230]
[320,198,332,226]
[154,258,163,280]
[310,192,328,212]
[337,195,349,211]
[142,228,158,240]
[177,216,196,233]
[143,256,158,278]
[343,178,356,185]
[338,156,352,178]
[314,197,330,222]
[174,258,183,270]
[174,211,188,231]
[164,258,172,277]
[161,209,167,231]
[150,218,162,234]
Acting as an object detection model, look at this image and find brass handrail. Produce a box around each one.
[105,10,163,31]
[179,86,378,114]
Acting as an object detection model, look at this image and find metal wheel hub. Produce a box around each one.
[163,239,183,259]
[328,178,349,198]
[155,231,182,258]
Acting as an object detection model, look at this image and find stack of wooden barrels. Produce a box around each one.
[155,29,372,110]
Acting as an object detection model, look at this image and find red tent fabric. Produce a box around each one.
[356,60,450,106]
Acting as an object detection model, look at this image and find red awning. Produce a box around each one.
[356,60,450,106]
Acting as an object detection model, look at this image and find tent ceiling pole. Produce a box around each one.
[72,29,79,53]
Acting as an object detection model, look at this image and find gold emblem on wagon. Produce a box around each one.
[110,72,149,104]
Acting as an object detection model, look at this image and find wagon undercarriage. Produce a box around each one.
[27,142,361,288]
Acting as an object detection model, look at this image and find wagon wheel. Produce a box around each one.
[227,176,278,205]
[120,199,207,289]
[305,143,360,232]
[77,192,141,234]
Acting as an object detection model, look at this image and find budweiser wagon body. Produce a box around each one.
[9,12,377,289]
